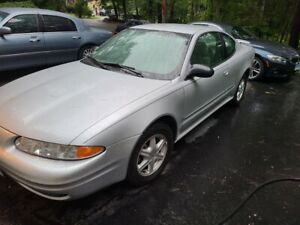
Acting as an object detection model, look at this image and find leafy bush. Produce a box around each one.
[31,0,66,11]
[0,0,36,8]
[74,0,92,18]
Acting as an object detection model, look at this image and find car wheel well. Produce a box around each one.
[145,116,177,141]
[80,43,97,48]
[254,53,263,59]
[254,54,266,67]
[78,44,97,59]
[244,68,251,78]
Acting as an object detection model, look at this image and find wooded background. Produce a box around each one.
[103,0,299,49]
[0,0,299,49]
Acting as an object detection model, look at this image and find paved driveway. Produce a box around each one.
[0,74,299,225]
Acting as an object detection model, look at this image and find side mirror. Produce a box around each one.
[186,64,214,80]
[0,26,12,36]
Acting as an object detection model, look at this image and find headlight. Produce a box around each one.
[267,54,287,64]
[15,137,105,160]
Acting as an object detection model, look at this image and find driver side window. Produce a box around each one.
[190,32,224,68]
[5,14,38,34]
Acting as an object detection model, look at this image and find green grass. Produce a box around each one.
[0,1,36,8]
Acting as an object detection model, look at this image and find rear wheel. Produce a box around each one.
[127,123,173,186]
[78,45,96,59]
[249,56,264,80]
[231,75,247,106]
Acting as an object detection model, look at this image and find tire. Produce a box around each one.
[127,123,174,186]
[249,56,264,80]
[231,75,248,106]
[78,45,96,59]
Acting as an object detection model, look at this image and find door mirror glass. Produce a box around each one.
[0,26,12,36]
[186,64,214,79]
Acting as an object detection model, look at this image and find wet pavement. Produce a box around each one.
[0,72,300,225]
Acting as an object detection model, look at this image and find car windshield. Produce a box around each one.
[0,11,8,22]
[227,26,255,40]
[90,29,191,80]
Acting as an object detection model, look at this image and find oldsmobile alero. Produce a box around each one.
[0,24,254,200]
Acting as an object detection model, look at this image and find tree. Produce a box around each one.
[289,0,300,49]
[74,0,91,18]
[32,0,66,11]
[94,0,299,46]
[121,0,127,20]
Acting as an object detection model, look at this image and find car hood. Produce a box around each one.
[248,38,299,58]
[0,61,169,144]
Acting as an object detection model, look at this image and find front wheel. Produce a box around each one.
[249,56,264,80]
[127,123,174,186]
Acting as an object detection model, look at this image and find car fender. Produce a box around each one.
[70,84,185,148]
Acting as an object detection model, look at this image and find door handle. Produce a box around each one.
[29,37,40,42]
[72,36,81,40]
[224,71,230,76]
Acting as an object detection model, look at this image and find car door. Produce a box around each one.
[41,14,82,65]
[0,14,45,71]
[182,32,233,131]
[220,33,238,89]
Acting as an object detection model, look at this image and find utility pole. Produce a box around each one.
[162,0,167,23]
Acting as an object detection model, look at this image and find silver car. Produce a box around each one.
[0,24,254,200]
[0,8,112,72]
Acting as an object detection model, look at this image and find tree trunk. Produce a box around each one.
[213,0,223,21]
[260,0,266,21]
[162,0,167,23]
[157,1,162,23]
[134,0,139,16]
[148,0,154,22]
[122,0,127,21]
[289,0,300,49]
[169,0,176,22]
[111,0,119,19]
[279,4,292,43]
[190,0,194,21]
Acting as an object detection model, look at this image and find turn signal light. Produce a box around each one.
[76,146,106,159]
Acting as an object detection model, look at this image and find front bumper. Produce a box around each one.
[0,126,139,200]
[262,57,299,78]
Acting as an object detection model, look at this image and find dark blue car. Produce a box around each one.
[192,22,300,80]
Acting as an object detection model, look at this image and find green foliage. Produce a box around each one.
[74,0,92,18]
[31,0,66,11]
[0,0,36,8]
[0,0,298,48]
[101,0,298,46]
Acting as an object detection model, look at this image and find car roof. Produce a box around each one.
[191,21,234,31]
[0,7,77,19]
[133,23,220,35]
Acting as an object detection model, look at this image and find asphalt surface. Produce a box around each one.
[0,71,299,225]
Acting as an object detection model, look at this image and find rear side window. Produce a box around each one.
[5,14,38,34]
[223,34,235,58]
[191,32,224,68]
[42,15,77,32]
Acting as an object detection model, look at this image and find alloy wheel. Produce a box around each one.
[137,134,168,177]
[82,48,94,58]
[236,79,246,101]
[250,58,262,80]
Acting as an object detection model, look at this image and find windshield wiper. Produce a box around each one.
[101,62,144,77]
[83,56,110,70]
